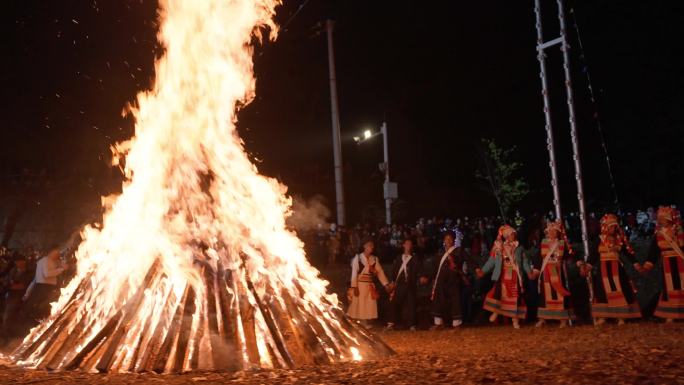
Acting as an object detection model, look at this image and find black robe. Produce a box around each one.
[430,247,474,321]
[388,254,422,326]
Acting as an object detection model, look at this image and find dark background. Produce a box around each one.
[1,0,683,229]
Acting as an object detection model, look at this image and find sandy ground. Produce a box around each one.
[0,322,682,384]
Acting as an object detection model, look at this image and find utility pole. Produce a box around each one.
[381,122,392,225]
[325,19,345,226]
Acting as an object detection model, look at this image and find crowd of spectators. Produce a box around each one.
[301,207,661,269]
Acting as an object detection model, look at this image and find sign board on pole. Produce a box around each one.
[383,182,398,199]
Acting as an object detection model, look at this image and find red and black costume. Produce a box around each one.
[647,207,684,320]
[588,214,640,319]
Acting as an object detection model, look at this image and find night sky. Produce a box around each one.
[2,0,683,225]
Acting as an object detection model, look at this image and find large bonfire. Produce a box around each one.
[12,0,391,373]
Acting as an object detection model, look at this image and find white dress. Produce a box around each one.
[347,254,389,320]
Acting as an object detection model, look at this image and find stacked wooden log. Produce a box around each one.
[12,257,393,373]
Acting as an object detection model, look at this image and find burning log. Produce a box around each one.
[12,252,393,373]
[214,264,242,372]
[151,283,192,373]
[239,253,294,368]
[95,260,163,372]
[13,271,94,361]
[236,270,261,368]
[133,285,179,372]
[11,0,394,374]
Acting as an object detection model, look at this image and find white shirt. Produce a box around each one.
[396,254,413,281]
[33,256,65,285]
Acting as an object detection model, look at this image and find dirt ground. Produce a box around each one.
[0,322,682,384]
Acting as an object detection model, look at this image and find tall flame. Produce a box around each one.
[12,0,392,373]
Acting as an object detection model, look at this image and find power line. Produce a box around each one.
[569,7,621,210]
[281,0,313,33]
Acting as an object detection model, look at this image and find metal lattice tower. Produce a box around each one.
[533,0,590,262]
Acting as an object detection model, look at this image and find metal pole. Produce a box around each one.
[381,122,391,225]
[325,20,346,226]
[533,0,563,221]
[559,1,595,316]
[557,0,590,261]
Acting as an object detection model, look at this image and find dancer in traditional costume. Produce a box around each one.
[347,239,391,327]
[430,231,473,329]
[477,225,530,329]
[647,207,684,322]
[386,238,422,330]
[585,214,641,325]
[531,220,575,327]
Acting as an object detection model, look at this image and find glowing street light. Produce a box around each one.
[354,122,397,225]
[354,128,380,144]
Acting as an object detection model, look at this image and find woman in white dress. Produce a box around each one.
[347,239,391,327]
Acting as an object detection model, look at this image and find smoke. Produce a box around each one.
[287,195,331,231]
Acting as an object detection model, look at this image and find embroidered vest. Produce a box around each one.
[598,238,621,261]
[657,226,684,258]
[541,239,565,263]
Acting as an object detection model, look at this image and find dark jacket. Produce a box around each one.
[432,246,475,289]
[389,254,423,290]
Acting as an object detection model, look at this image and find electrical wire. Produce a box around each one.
[569,7,621,210]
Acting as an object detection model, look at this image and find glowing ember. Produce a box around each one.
[11,0,391,373]
[350,347,363,362]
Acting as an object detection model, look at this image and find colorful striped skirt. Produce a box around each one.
[591,259,640,319]
[537,262,573,320]
[654,255,684,320]
[483,266,526,319]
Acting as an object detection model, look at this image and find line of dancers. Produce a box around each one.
[346,206,684,329]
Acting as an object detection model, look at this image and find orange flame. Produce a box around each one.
[11,0,393,373]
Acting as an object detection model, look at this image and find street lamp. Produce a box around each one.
[354,122,397,225]
[353,129,373,143]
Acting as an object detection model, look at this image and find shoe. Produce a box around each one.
[665,318,674,324]
[452,320,463,328]
[489,313,498,323]
[559,320,568,329]
[535,319,545,328]
[429,324,445,331]
[385,323,395,331]
[617,319,626,326]
[594,318,606,326]
[512,319,520,329]
[409,326,417,331]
